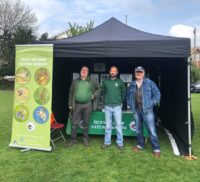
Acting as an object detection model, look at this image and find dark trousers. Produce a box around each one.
[71,102,92,142]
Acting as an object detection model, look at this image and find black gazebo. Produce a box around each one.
[42,17,192,155]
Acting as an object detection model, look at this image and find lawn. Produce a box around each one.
[0,90,200,182]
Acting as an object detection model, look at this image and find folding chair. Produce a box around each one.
[50,113,66,149]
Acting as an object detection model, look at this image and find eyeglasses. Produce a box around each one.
[81,69,88,72]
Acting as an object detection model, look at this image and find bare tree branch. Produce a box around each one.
[0,0,37,34]
[0,0,37,74]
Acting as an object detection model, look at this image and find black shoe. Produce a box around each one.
[83,139,89,147]
[101,144,111,149]
[64,141,77,148]
[117,145,124,152]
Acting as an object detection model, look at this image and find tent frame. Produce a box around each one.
[185,57,197,160]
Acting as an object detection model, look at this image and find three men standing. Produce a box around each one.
[67,66,101,147]
[127,66,161,157]
[67,65,161,157]
[101,66,126,151]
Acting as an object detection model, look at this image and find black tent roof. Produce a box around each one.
[48,17,190,58]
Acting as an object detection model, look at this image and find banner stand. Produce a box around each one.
[21,148,31,153]
[9,44,53,152]
[9,144,52,152]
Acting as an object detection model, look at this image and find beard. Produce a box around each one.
[110,73,117,78]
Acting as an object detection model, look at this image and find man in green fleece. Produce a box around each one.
[67,66,101,147]
[101,66,126,151]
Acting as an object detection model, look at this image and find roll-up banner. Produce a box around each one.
[9,44,53,151]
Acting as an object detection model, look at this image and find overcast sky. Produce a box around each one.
[22,0,200,47]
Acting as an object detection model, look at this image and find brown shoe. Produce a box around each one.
[117,145,124,152]
[153,152,161,158]
[64,141,77,148]
[133,146,141,152]
[101,144,111,149]
[83,139,89,147]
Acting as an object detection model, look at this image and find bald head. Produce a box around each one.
[109,66,118,79]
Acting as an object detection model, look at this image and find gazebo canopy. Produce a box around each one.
[48,17,190,58]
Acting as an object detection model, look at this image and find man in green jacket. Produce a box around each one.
[101,66,126,151]
[67,66,101,147]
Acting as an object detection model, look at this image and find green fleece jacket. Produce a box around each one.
[102,78,126,106]
[68,77,101,111]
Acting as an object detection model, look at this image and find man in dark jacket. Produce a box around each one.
[67,66,101,147]
[127,66,161,158]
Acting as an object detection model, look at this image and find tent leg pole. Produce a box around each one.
[184,58,197,160]
[187,57,192,157]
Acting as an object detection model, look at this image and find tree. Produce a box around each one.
[14,26,37,44]
[0,0,37,34]
[67,20,94,37]
[39,32,48,41]
[0,26,37,76]
[191,63,200,83]
[0,0,37,75]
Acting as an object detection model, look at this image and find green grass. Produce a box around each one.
[0,90,200,182]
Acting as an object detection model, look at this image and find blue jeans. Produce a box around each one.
[104,105,123,146]
[134,109,160,152]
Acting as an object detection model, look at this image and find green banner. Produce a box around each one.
[66,111,148,137]
[9,45,53,151]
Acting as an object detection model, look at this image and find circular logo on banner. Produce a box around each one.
[26,122,36,131]
[35,68,50,86]
[15,87,30,104]
[129,121,136,132]
[16,67,31,85]
[34,87,50,105]
[14,105,29,122]
[33,106,49,124]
